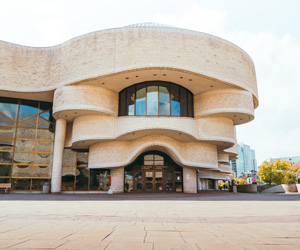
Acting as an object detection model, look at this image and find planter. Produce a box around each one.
[296,184,300,193]
[282,184,298,193]
[236,184,257,193]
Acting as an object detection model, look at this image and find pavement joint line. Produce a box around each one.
[5,239,30,249]
[54,240,70,249]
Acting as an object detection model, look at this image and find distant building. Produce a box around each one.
[270,156,300,165]
[230,143,257,176]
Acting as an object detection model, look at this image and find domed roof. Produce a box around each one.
[124,22,176,28]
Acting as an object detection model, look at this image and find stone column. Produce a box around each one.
[183,167,197,193]
[110,167,124,193]
[214,180,219,190]
[51,119,67,193]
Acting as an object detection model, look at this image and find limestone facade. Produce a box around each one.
[0,23,258,193]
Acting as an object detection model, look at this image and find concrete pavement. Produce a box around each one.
[0,192,299,249]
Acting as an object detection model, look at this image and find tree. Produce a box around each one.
[257,159,291,185]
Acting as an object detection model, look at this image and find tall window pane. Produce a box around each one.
[147,83,158,115]
[159,82,170,116]
[180,89,188,117]
[127,86,135,115]
[0,97,18,125]
[170,85,180,116]
[135,83,146,115]
[119,91,126,116]
[187,92,193,117]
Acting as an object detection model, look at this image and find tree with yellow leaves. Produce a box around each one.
[257,159,291,185]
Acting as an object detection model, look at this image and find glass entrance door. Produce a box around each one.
[133,171,143,192]
[155,171,164,192]
[144,171,154,192]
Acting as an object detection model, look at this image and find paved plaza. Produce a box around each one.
[0,192,300,250]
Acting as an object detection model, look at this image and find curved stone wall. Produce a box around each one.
[194,89,254,124]
[70,115,235,148]
[0,26,258,106]
[53,85,118,120]
[89,135,218,169]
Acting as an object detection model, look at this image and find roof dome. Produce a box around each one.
[124,22,176,28]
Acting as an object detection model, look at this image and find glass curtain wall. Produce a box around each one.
[62,149,110,191]
[0,97,55,190]
[119,81,193,117]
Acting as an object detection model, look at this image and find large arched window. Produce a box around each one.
[119,81,193,117]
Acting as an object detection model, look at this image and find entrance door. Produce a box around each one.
[133,171,143,192]
[144,170,154,192]
[154,170,164,192]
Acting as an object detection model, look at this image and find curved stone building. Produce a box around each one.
[0,23,258,193]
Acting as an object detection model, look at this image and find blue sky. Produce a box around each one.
[1,0,299,164]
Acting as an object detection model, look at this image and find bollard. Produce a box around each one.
[233,186,237,194]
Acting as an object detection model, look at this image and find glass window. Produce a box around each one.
[62,167,75,191]
[11,178,31,190]
[0,164,11,177]
[17,127,36,140]
[124,170,133,193]
[19,100,38,120]
[119,91,126,116]
[99,170,110,191]
[159,82,170,116]
[62,149,76,167]
[127,86,135,115]
[35,140,53,153]
[15,139,35,152]
[119,81,193,117]
[12,165,32,177]
[135,83,146,115]
[89,169,100,191]
[187,92,193,117]
[77,151,88,166]
[170,84,180,116]
[13,152,34,165]
[0,151,13,163]
[35,153,53,165]
[75,167,89,191]
[31,179,50,191]
[32,165,52,177]
[0,98,18,125]
[147,83,158,115]
[0,125,15,138]
[0,138,14,151]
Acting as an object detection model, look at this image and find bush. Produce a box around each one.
[286,178,296,184]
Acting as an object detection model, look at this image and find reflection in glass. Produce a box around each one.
[170,84,180,116]
[37,129,54,140]
[35,153,53,165]
[145,183,153,191]
[125,170,133,193]
[155,171,163,181]
[77,151,88,166]
[135,171,143,181]
[0,152,13,163]
[62,167,75,191]
[0,178,10,183]
[17,127,36,139]
[13,152,34,165]
[99,170,110,191]
[62,149,76,167]
[75,167,89,190]
[156,183,163,191]
[32,165,51,177]
[31,179,50,191]
[0,126,15,138]
[119,81,193,117]
[89,169,100,190]
[136,183,142,190]
[19,100,38,120]
[159,82,170,116]
[18,116,37,128]
[12,165,32,177]
[0,98,18,125]
[147,84,158,115]
[127,86,135,115]
[175,183,183,192]
[0,165,11,177]
[135,83,146,115]
[11,178,31,190]
[35,141,53,153]
[145,171,153,181]
[15,139,35,152]
[0,138,14,151]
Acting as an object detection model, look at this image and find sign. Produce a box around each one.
[252,177,256,183]
[187,174,190,180]
[146,172,153,177]
[247,177,252,184]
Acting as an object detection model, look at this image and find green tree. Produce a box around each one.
[257,159,291,185]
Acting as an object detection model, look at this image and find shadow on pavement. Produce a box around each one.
[1,191,300,201]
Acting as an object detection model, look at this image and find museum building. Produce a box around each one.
[0,23,258,193]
